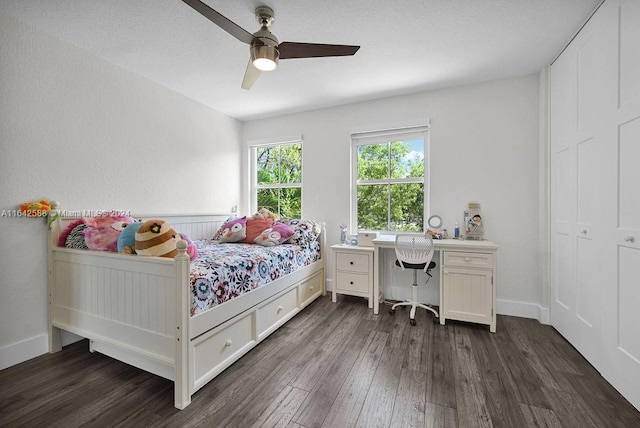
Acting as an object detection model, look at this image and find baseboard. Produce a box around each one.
[0,334,48,370]
[497,299,550,324]
[0,330,84,370]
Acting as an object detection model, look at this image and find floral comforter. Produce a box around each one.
[189,240,321,316]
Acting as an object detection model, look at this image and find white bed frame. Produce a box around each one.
[47,209,326,409]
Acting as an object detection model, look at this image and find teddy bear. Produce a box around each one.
[253,208,278,220]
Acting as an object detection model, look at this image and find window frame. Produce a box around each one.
[350,125,430,233]
[249,139,303,217]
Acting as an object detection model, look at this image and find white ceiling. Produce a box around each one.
[1,0,601,121]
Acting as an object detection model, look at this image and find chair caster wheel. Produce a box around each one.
[410,319,416,326]
[389,309,395,315]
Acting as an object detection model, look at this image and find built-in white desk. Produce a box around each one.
[372,235,499,332]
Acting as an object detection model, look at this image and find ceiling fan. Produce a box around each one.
[182,0,360,90]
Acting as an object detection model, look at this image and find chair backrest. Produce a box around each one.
[395,234,435,272]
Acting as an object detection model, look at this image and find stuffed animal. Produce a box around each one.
[218,216,247,243]
[19,199,52,217]
[253,208,277,220]
[58,218,87,249]
[83,215,134,252]
[180,232,199,261]
[254,223,295,246]
[135,219,180,258]
[117,222,143,254]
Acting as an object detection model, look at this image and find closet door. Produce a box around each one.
[549,10,606,371]
[599,0,640,410]
[551,0,640,411]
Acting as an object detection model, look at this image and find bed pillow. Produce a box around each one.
[58,219,86,248]
[218,216,247,243]
[281,219,321,247]
[64,222,89,250]
[242,217,274,243]
[84,215,135,252]
[254,222,295,246]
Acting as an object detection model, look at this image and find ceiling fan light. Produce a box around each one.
[251,45,279,71]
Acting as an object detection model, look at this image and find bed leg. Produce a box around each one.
[48,325,62,353]
[175,241,191,410]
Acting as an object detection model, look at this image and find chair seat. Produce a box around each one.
[395,259,436,271]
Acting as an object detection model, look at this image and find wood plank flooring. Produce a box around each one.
[1,295,639,427]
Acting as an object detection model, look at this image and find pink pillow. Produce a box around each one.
[242,218,274,243]
[254,223,295,246]
[83,216,134,252]
[218,217,247,243]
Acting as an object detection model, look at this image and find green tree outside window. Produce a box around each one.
[356,139,425,232]
[255,142,302,218]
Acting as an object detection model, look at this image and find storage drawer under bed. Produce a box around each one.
[191,311,255,388]
[257,287,298,339]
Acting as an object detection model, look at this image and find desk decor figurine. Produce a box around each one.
[465,202,484,240]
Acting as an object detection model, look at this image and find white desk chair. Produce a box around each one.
[390,234,439,326]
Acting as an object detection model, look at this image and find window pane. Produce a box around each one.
[390,139,424,179]
[357,184,388,230]
[257,146,279,185]
[390,183,424,231]
[280,187,302,218]
[257,188,279,213]
[280,143,302,184]
[357,143,389,180]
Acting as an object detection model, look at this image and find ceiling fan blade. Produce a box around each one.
[278,42,360,59]
[182,0,254,45]
[241,61,262,90]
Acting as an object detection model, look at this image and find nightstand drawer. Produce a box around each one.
[336,252,370,273]
[336,272,369,294]
[444,251,493,268]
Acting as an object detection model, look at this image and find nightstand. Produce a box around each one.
[331,244,374,308]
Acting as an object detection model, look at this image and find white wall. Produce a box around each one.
[242,75,543,317]
[0,14,242,368]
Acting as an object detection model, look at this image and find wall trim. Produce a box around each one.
[0,331,84,370]
[497,298,550,324]
[0,334,47,370]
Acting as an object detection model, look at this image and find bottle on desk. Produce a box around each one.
[454,223,460,238]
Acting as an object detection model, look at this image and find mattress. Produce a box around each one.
[189,240,321,316]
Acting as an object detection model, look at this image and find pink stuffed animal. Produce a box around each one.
[180,233,199,261]
[83,216,134,252]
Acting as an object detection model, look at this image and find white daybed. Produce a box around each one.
[47,209,326,409]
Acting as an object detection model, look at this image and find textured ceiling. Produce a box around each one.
[1,0,602,121]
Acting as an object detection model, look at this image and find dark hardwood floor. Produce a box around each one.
[1,295,639,427]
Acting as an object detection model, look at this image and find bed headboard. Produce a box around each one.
[48,203,231,244]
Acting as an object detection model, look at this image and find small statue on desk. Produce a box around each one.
[466,214,484,240]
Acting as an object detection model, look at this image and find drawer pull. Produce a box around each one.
[464,257,471,262]
[350,261,354,265]
[624,235,635,243]
[350,281,354,285]
[224,339,232,347]
[277,305,283,313]
[309,286,314,291]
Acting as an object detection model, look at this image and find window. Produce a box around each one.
[251,141,302,218]
[351,126,429,232]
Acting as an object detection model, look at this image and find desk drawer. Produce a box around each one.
[336,252,369,273]
[336,272,369,294]
[444,251,493,268]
